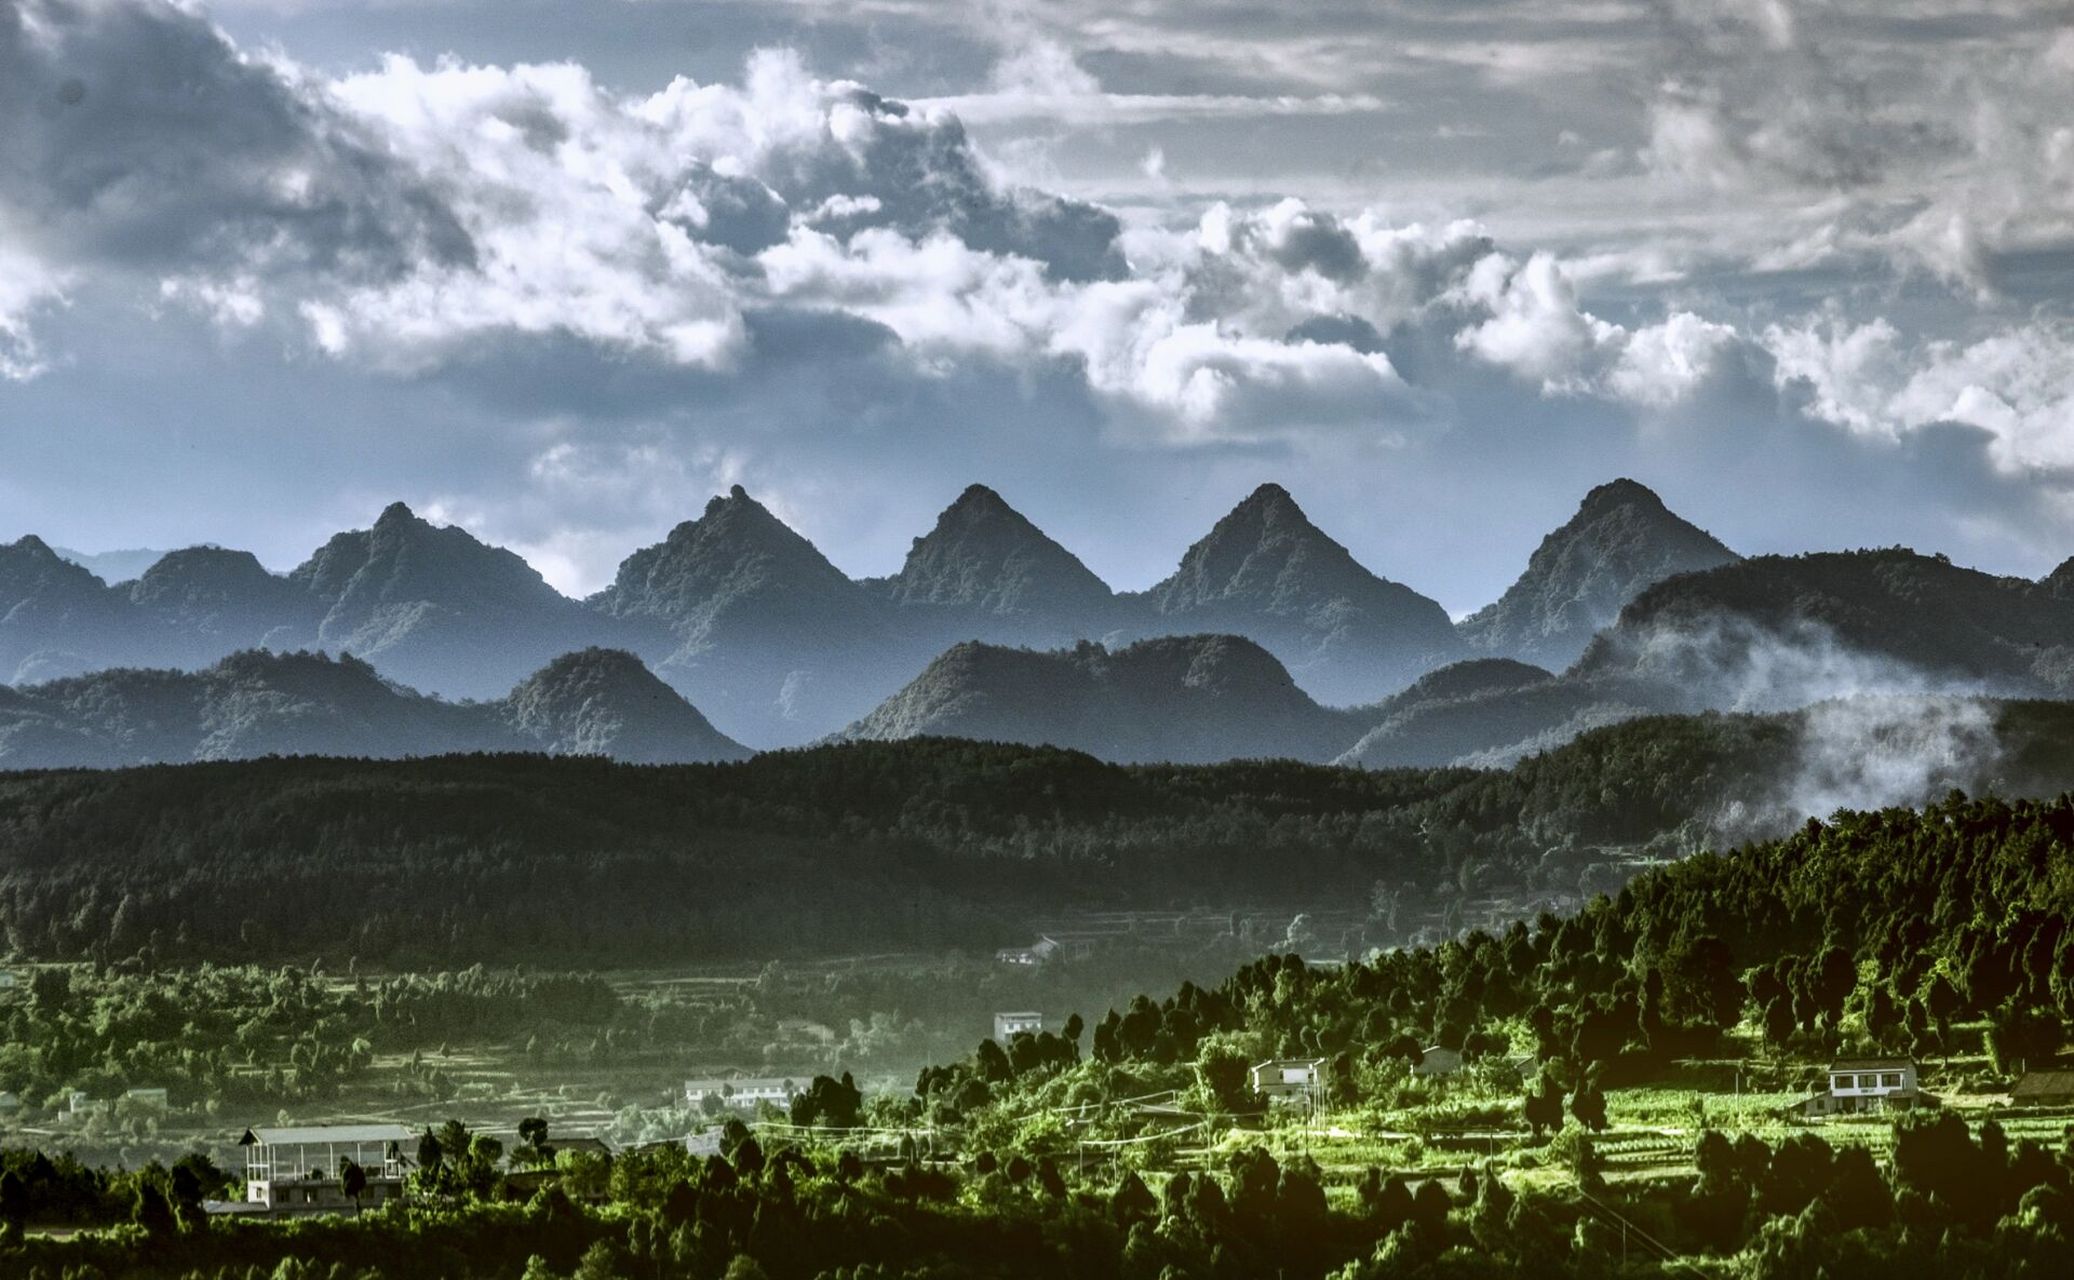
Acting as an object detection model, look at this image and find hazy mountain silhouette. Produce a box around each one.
[867,484,1117,648]
[1458,479,1738,670]
[52,546,171,584]
[0,535,142,685]
[288,502,616,699]
[589,486,909,747]
[843,633,1363,763]
[1124,484,1463,704]
[0,647,746,769]
[14,484,2074,766]
[129,546,319,663]
[1346,545,2074,769]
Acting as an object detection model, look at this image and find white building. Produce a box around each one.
[1824,1058,1918,1112]
[993,1011,1044,1041]
[239,1124,414,1214]
[683,1077,803,1112]
[1249,1058,1326,1103]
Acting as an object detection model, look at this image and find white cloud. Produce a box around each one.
[0,241,63,380]
[1767,316,2074,473]
[1453,251,1737,407]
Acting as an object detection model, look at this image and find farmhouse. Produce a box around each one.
[993,1011,1044,1041]
[1787,1058,1923,1118]
[2012,1070,2074,1106]
[1250,1058,1326,1103]
[238,1123,413,1215]
[683,1076,803,1112]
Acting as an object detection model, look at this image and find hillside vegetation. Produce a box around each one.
[5,699,2074,966]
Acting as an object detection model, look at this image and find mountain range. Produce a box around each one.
[0,647,747,770]
[13,477,2072,766]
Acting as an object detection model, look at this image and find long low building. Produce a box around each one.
[684,1076,804,1112]
[239,1123,415,1215]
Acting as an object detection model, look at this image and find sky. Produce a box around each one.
[2,0,2071,614]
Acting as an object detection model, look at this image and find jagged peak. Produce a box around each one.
[1576,477,1666,518]
[918,484,1042,540]
[523,646,652,680]
[374,500,423,529]
[947,483,1013,514]
[141,544,270,575]
[4,533,59,559]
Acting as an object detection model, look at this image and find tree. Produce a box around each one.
[0,1171,26,1235]
[339,1158,368,1214]
[1569,1079,1608,1132]
[1523,1078,1565,1140]
[1110,1171,1156,1226]
[132,1182,177,1238]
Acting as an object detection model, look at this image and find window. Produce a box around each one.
[1881,1073,1901,1088]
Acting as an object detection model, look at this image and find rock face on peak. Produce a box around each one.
[0,647,747,769]
[1126,484,1464,705]
[1458,479,1738,671]
[500,647,749,763]
[842,633,1365,764]
[592,487,905,748]
[0,535,139,684]
[288,502,613,699]
[870,484,1115,645]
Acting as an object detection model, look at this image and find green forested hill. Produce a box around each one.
[5,698,2074,966]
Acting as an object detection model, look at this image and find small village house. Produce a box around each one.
[1249,1058,1326,1104]
[993,1011,1044,1041]
[683,1076,803,1113]
[1787,1058,1922,1118]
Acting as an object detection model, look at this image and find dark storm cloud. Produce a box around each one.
[0,0,471,280]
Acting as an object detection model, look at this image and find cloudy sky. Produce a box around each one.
[3,0,2071,612]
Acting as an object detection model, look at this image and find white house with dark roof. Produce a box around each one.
[239,1123,414,1214]
[1786,1058,1923,1119]
[683,1076,803,1113]
[1249,1058,1326,1104]
[993,1011,1044,1041]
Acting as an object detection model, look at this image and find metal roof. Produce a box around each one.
[1827,1058,1913,1072]
[2012,1070,2074,1098]
[241,1124,415,1146]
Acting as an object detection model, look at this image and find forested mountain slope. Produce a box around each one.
[4,698,2071,965]
[0,648,747,769]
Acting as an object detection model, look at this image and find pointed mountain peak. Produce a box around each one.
[945,483,1015,517]
[503,647,751,763]
[1458,478,1739,670]
[1577,477,1666,518]
[375,500,423,529]
[1243,481,1298,508]
[884,485,1111,616]
[595,484,859,627]
[4,533,58,560]
[2042,556,2074,596]
[1228,482,1307,523]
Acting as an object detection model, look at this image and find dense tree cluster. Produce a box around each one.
[10,704,2073,967]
